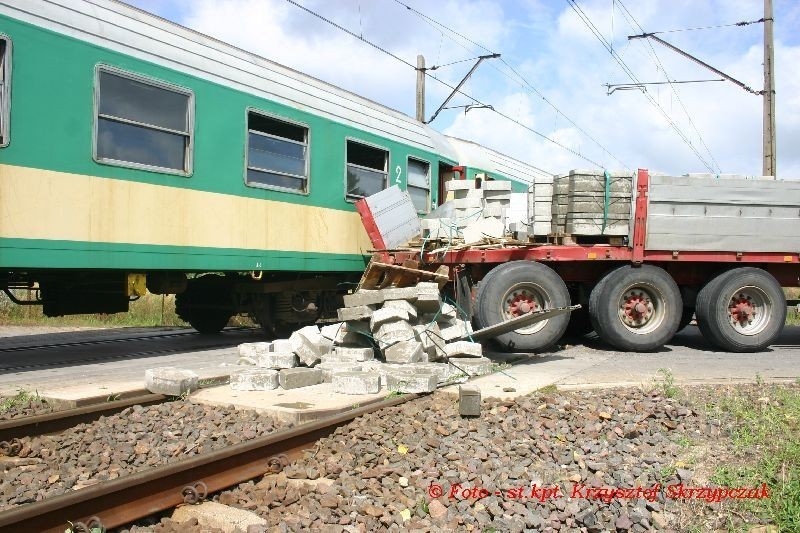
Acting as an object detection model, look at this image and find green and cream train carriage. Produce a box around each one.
[0,0,538,333]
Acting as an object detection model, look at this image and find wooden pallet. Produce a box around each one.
[547,233,625,246]
[358,259,449,290]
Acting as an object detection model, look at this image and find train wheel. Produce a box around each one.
[175,274,234,334]
[589,265,681,352]
[474,261,570,352]
[695,268,785,352]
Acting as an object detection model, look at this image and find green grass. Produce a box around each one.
[703,384,800,531]
[656,368,680,399]
[0,390,43,413]
[0,291,255,328]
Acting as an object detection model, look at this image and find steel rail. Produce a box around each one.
[0,393,166,442]
[0,393,420,533]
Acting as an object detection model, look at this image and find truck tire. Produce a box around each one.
[589,265,682,352]
[695,268,785,352]
[474,261,570,352]
[677,307,695,332]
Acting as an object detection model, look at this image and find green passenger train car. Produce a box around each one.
[0,0,548,333]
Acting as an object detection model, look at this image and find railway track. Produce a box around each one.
[0,392,419,532]
[0,327,261,373]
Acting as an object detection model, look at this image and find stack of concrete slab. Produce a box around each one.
[231,280,493,395]
[421,179,512,243]
[551,170,633,236]
[528,175,554,238]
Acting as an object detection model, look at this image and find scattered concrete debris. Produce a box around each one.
[385,372,437,394]
[229,368,279,391]
[278,368,322,390]
[145,367,199,396]
[458,384,481,416]
[332,372,381,395]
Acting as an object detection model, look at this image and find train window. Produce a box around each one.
[346,140,388,200]
[407,158,431,213]
[94,67,193,175]
[246,111,309,193]
[0,36,10,148]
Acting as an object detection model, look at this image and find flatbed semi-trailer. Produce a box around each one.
[358,170,795,353]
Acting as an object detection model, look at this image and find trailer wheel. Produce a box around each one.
[175,275,234,334]
[695,268,785,352]
[589,265,682,351]
[474,261,570,352]
[677,307,695,332]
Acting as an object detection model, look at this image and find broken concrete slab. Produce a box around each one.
[381,286,418,302]
[230,368,279,391]
[337,305,374,322]
[463,217,505,244]
[290,329,323,367]
[332,372,381,395]
[384,340,424,364]
[374,321,414,349]
[440,321,473,342]
[385,372,437,393]
[448,357,492,376]
[237,342,270,359]
[444,341,483,358]
[320,323,345,341]
[370,307,411,331]
[333,321,371,346]
[333,346,375,362]
[272,339,293,353]
[382,299,418,321]
[145,367,199,396]
[343,290,384,308]
[413,323,446,360]
[279,368,322,389]
[172,501,267,533]
[415,284,442,313]
[256,352,298,369]
[316,362,363,383]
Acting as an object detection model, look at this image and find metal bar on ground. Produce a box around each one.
[467,305,581,341]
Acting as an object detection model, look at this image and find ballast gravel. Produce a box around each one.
[0,401,286,510]
[209,387,710,532]
[0,395,54,421]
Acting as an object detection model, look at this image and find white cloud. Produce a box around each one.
[137,0,800,178]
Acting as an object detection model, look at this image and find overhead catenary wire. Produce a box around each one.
[283,0,598,170]
[648,18,767,35]
[565,0,716,172]
[391,0,629,170]
[614,0,721,173]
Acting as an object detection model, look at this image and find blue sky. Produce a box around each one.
[126,0,800,178]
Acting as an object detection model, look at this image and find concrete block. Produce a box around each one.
[145,367,199,396]
[382,286,419,302]
[438,303,458,321]
[415,283,442,313]
[441,320,473,342]
[448,357,492,376]
[384,340,423,364]
[316,362,363,383]
[332,372,381,395]
[272,339,293,353]
[370,307,411,331]
[463,217,506,244]
[481,205,505,218]
[337,305,374,322]
[334,345,375,362]
[278,368,322,389]
[230,368,279,391]
[453,207,484,221]
[237,342,267,359]
[374,320,414,348]
[385,372,437,393]
[445,180,475,191]
[444,341,483,358]
[172,501,266,532]
[343,290,384,307]
[459,385,481,417]
[451,197,483,209]
[320,323,345,341]
[290,328,323,367]
[334,321,372,346]
[256,352,298,369]
[483,191,512,200]
[413,323,446,360]
[482,180,512,191]
[415,362,455,382]
[383,299,418,321]
[318,336,335,354]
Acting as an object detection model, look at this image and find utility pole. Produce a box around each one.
[416,55,425,122]
[763,0,776,177]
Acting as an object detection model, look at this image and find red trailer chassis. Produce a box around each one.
[357,169,800,288]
